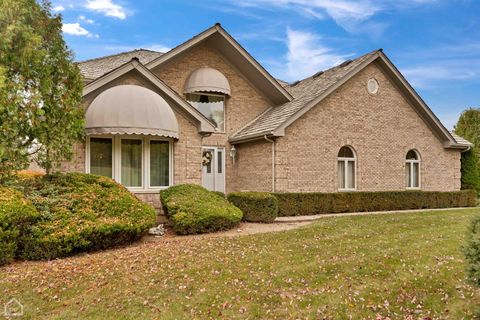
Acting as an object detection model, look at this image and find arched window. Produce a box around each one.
[406,149,420,189]
[338,146,356,190]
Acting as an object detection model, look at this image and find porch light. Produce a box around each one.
[229,145,236,163]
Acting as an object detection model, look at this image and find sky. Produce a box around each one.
[54,0,480,129]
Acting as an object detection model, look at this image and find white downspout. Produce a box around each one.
[264,135,275,192]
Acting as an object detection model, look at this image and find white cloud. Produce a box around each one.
[226,0,437,35]
[52,5,65,12]
[284,28,349,80]
[144,44,172,52]
[85,0,127,19]
[403,65,479,89]
[79,15,95,24]
[62,23,99,38]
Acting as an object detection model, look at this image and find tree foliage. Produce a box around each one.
[461,150,480,193]
[455,108,480,151]
[455,108,480,193]
[0,0,84,179]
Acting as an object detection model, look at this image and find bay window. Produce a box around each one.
[87,136,172,190]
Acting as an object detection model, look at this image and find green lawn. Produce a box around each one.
[1,209,480,319]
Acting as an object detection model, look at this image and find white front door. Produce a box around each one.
[202,147,225,192]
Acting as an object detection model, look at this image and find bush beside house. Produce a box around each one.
[274,190,477,216]
[0,173,156,262]
[227,192,278,223]
[160,184,242,235]
[0,187,39,266]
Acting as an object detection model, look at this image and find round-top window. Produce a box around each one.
[367,78,379,94]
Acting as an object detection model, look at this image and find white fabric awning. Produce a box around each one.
[184,67,231,95]
[85,85,179,138]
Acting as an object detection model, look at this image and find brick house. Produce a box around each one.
[65,23,471,210]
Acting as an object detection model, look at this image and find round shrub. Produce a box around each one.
[227,192,278,223]
[16,173,156,260]
[464,213,480,287]
[0,187,39,266]
[160,184,242,235]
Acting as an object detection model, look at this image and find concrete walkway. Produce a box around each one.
[274,207,476,223]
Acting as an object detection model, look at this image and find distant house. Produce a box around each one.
[62,23,471,210]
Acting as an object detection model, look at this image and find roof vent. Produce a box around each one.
[338,60,352,68]
[312,71,324,78]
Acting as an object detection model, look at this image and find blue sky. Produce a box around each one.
[55,0,480,129]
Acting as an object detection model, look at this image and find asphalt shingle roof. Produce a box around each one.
[451,132,473,146]
[78,49,163,80]
[230,51,379,140]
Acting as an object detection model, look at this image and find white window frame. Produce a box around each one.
[186,92,226,132]
[337,146,357,192]
[406,150,421,190]
[85,135,173,192]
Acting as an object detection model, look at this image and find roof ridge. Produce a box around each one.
[78,48,162,64]
[289,49,382,85]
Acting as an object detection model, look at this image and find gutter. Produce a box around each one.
[264,135,275,192]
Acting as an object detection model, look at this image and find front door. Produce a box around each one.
[202,147,225,192]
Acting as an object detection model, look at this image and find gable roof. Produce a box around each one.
[230,50,470,150]
[79,49,163,81]
[83,58,216,134]
[145,23,292,105]
[230,51,379,142]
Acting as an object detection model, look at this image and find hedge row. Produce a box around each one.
[227,192,278,223]
[160,184,242,235]
[273,190,477,216]
[0,173,156,263]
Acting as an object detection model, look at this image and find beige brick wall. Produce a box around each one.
[233,140,273,192]
[152,44,272,193]
[274,62,461,192]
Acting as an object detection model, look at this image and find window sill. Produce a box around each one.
[338,188,357,192]
[127,187,170,194]
[406,187,421,190]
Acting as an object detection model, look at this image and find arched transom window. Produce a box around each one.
[338,146,356,191]
[406,149,420,189]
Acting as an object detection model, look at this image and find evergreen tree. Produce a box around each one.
[455,108,480,193]
[0,0,84,179]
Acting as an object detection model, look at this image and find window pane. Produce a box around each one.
[217,149,223,174]
[347,160,355,189]
[406,163,411,187]
[90,138,112,178]
[150,141,169,187]
[406,150,418,160]
[413,162,419,188]
[338,146,354,158]
[121,139,142,187]
[186,93,225,130]
[338,161,345,189]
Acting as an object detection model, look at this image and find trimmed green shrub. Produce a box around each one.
[212,191,226,198]
[0,187,39,266]
[160,184,242,235]
[16,173,156,260]
[228,192,278,223]
[274,190,477,216]
[464,213,480,287]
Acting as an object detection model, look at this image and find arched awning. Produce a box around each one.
[85,85,179,138]
[184,67,231,95]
